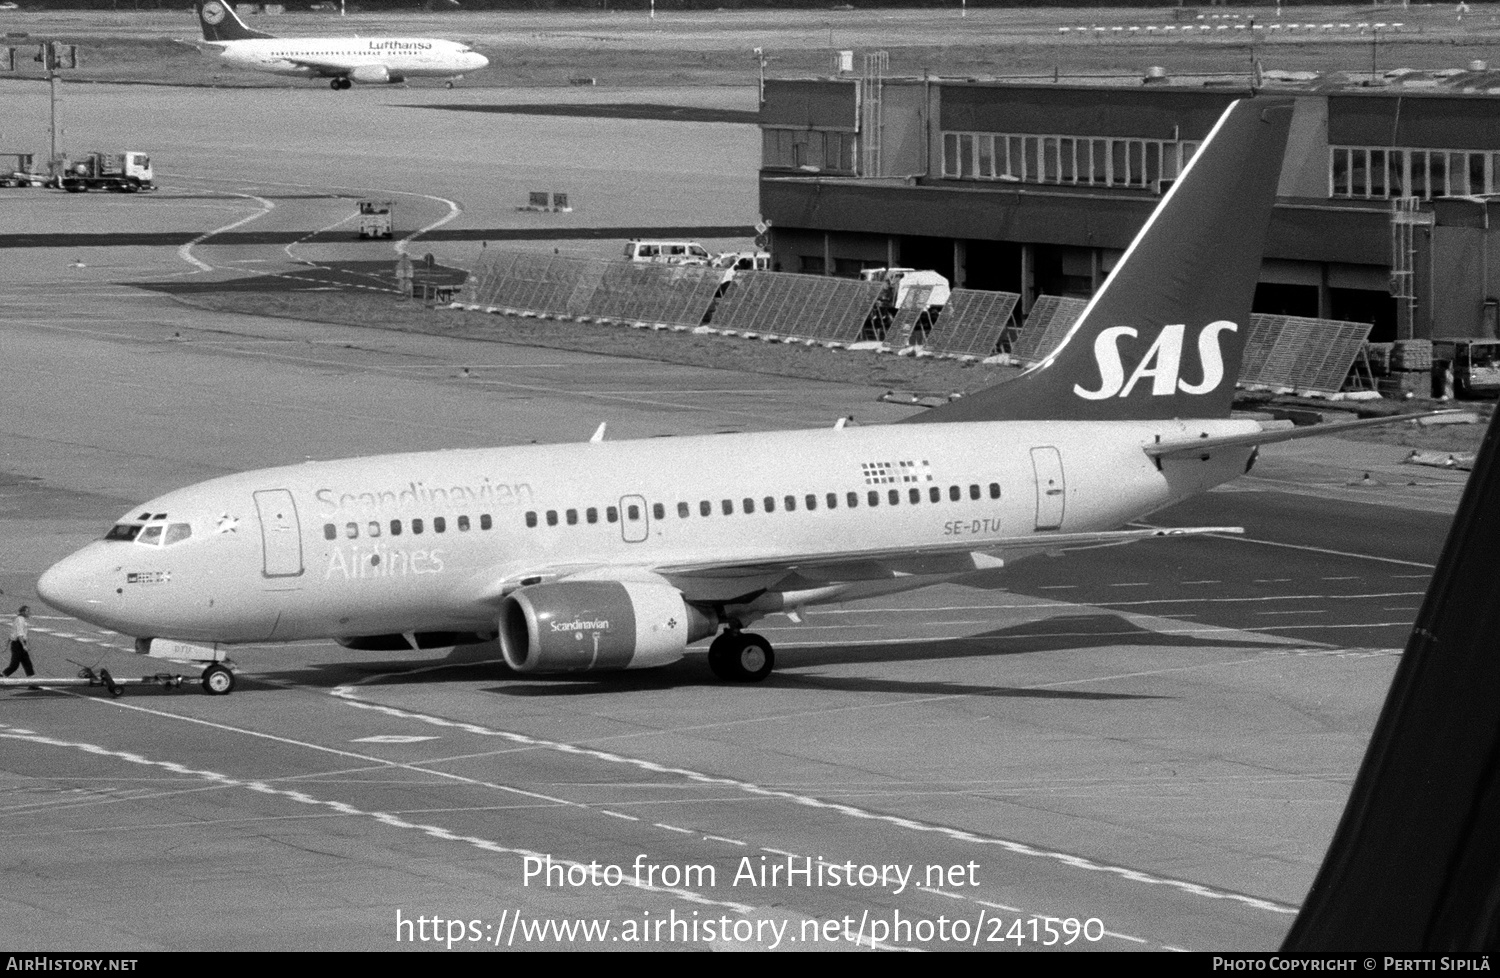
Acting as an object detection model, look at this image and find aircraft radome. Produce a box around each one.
[36,98,1428,695]
[188,0,488,90]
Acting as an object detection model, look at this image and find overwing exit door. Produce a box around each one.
[619,494,649,543]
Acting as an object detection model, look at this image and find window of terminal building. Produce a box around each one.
[1330,146,1500,201]
[762,127,857,174]
[943,131,1196,191]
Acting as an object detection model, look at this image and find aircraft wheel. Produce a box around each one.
[707,633,737,681]
[202,664,235,696]
[709,633,774,683]
[730,633,774,682]
[330,78,343,91]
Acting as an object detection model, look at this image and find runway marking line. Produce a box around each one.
[325,680,1299,919]
[0,719,756,917]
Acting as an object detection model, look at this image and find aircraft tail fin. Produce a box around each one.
[197,0,274,42]
[906,96,1293,425]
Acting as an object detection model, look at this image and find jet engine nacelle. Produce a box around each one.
[498,581,717,674]
[348,65,404,84]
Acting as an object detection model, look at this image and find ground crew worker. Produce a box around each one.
[5,605,35,680]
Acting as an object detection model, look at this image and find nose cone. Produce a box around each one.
[470,52,489,70]
[37,546,110,624]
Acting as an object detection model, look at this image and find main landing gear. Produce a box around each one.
[707,629,774,683]
[330,77,352,91]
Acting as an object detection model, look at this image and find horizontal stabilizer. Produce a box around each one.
[1145,411,1462,460]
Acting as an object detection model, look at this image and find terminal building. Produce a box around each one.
[758,71,1500,343]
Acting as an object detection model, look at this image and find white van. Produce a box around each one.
[623,240,713,266]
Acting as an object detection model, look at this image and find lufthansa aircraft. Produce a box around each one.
[190,0,488,90]
[37,99,1415,694]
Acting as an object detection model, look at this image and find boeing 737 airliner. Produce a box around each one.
[191,0,488,90]
[36,99,1418,694]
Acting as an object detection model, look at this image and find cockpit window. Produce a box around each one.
[105,523,143,542]
[105,518,192,546]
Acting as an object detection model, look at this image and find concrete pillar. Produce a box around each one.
[952,240,967,289]
[1020,243,1035,312]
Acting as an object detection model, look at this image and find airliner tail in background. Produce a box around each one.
[197,0,272,42]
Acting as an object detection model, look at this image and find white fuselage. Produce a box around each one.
[38,418,1258,646]
[211,36,488,80]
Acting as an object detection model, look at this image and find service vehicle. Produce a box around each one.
[1434,338,1500,398]
[358,200,394,239]
[859,267,951,342]
[53,151,155,193]
[0,153,45,188]
[623,239,713,266]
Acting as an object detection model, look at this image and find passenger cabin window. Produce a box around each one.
[700,500,712,517]
[391,520,403,536]
[949,485,961,502]
[525,512,538,528]
[743,498,756,514]
[480,514,492,530]
[607,506,619,523]
[678,502,690,518]
[989,483,1001,499]
[868,491,879,507]
[434,517,447,533]
[412,518,424,534]
[888,489,900,505]
[345,522,358,539]
[546,511,558,527]
[367,521,381,537]
[566,509,578,526]
[587,508,599,524]
[653,503,665,520]
[763,496,776,513]
[930,487,941,503]
[323,524,337,541]
[785,495,797,512]
[458,515,470,531]
[722,500,733,516]
[806,494,818,510]
[910,488,921,504]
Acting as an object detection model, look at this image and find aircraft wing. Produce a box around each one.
[283,56,356,76]
[651,525,1242,581]
[477,526,1241,604]
[1145,411,1461,461]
